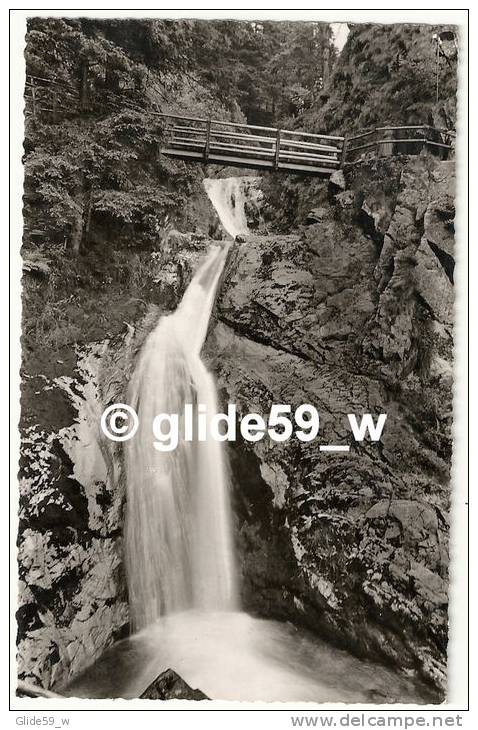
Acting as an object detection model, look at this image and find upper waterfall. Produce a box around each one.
[204,177,253,238]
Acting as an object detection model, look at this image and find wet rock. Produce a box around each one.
[17,335,146,689]
[140,669,208,700]
[152,230,211,308]
[415,238,453,325]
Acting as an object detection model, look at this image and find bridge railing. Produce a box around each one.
[159,113,344,172]
[344,125,455,162]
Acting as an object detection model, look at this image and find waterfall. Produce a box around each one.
[65,178,431,704]
[203,177,250,238]
[125,242,236,630]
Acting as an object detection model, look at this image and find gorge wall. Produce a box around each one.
[205,155,454,699]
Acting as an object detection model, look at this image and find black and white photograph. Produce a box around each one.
[11,8,469,713]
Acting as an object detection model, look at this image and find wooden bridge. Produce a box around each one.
[24,75,455,178]
[159,114,344,177]
[159,114,454,177]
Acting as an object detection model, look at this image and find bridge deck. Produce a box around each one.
[159,114,344,177]
[161,147,337,177]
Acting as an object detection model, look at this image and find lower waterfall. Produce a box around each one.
[125,242,236,629]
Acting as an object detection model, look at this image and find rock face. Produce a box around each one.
[17,335,146,689]
[204,155,454,698]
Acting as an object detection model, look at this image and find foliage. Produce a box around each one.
[302,23,458,136]
[187,20,335,121]
[262,23,458,231]
[24,17,338,253]
[23,19,224,253]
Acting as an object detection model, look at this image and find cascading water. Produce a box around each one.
[124,176,256,630]
[125,242,236,629]
[64,177,431,702]
[203,177,251,237]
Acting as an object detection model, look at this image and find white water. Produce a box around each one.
[64,611,428,702]
[125,242,236,629]
[203,177,250,237]
[132,611,426,702]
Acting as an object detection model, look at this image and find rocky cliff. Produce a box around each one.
[205,154,454,698]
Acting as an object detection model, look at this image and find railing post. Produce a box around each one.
[421,125,428,155]
[340,135,348,166]
[274,128,281,170]
[204,119,211,162]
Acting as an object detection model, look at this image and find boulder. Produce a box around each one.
[329,169,346,192]
[140,669,208,700]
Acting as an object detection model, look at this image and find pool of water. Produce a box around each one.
[61,611,435,703]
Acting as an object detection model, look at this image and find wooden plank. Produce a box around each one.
[162,148,274,167]
[347,138,425,154]
[161,148,334,176]
[204,119,211,162]
[170,139,275,156]
[423,139,454,149]
[209,130,275,145]
[375,125,427,131]
[279,139,342,153]
[281,129,344,142]
[173,126,275,145]
[168,137,337,160]
[171,134,341,159]
[341,135,349,165]
[169,137,206,147]
[169,138,337,162]
[209,141,275,155]
[207,138,274,151]
[279,146,339,158]
[211,119,277,133]
[171,125,209,135]
[172,129,276,152]
[347,137,452,155]
[274,128,281,170]
[279,150,340,164]
[277,162,335,175]
[346,129,376,142]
